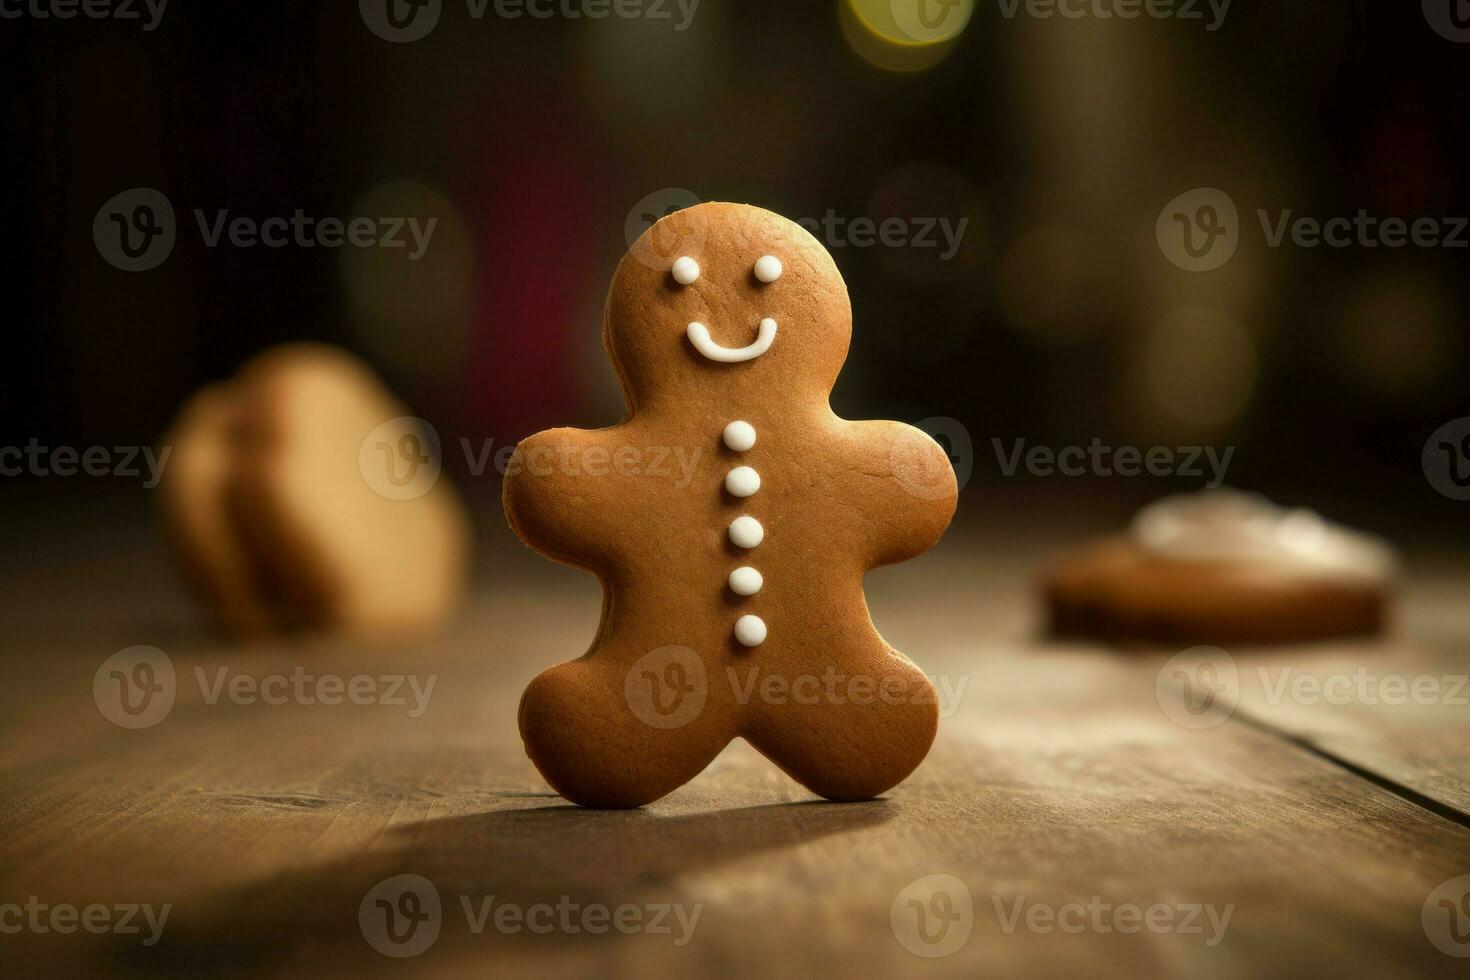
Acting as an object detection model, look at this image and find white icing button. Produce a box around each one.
[734,614,767,647]
[754,255,783,283]
[728,566,763,596]
[725,466,761,498]
[672,256,700,285]
[723,420,757,452]
[728,515,764,549]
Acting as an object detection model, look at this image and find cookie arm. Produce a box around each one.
[837,420,958,568]
[502,427,624,570]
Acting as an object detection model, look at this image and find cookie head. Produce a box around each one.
[607,202,852,408]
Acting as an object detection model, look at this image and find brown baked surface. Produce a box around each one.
[1044,534,1389,646]
[504,203,958,808]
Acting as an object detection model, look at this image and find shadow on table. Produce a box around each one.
[112,798,894,976]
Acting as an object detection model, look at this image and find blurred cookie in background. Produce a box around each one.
[160,344,470,638]
[1044,489,1399,646]
[160,383,275,636]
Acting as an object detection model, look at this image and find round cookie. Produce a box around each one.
[160,344,470,637]
[1044,490,1398,646]
[505,203,958,808]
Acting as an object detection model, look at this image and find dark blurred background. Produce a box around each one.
[1,0,1467,548]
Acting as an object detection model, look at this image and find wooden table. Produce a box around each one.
[2,497,1468,977]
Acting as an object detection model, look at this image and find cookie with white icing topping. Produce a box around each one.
[505,202,957,809]
[1044,489,1398,646]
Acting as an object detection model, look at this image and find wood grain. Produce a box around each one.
[1,507,1467,977]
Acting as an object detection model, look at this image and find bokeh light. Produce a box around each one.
[841,0,974,73]
[997,223,1103,342]
[340,180,474,385]
[1143,307,1257,429]
[1332,271,1460,403]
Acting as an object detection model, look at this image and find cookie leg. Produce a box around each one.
[739,652,939,802]
[518,657,732,809]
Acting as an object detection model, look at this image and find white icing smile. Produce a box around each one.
[687,318,777,363]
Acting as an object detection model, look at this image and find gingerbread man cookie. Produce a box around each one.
[505,203,957,808]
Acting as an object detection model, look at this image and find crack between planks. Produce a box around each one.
[1230,709,1470,831]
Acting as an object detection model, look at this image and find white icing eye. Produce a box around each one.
[672,256,700,285]
[753,255,782,283]
[734,614,767,647]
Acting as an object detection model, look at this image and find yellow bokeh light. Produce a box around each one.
[1144,307,1257,428]
[841,0,975,73]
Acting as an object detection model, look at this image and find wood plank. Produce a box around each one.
[1224,566,1470,816]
